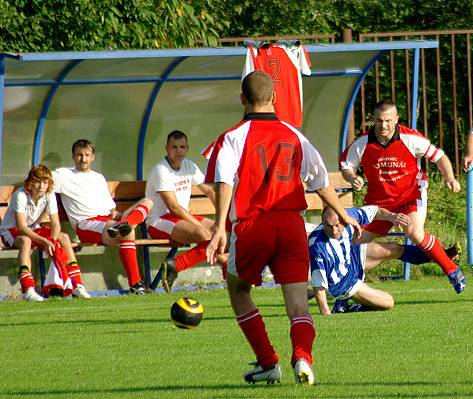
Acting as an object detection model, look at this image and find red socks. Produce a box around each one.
[66,261,83,287]
[175,242,208,272]
[290,314,316,367]
[236,309,279,368]
[124,205,149,226]
[119,240,142,286]
[419,232,457,275]
[19,269,35,293]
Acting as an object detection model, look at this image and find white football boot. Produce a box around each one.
[243,363,282,384]
[23,287,44,302]
[293,358,316,386]
[72,285,91,299]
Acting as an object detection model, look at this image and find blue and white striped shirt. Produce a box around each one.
[308,206,378,298]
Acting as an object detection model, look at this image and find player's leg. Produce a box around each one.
[273,211,315,385]
[107,198,153,237]
[12,235,44,301]
[350,283,394,311]
[365,242,405,271]
[56,232,90,298]
[403,210,467,293]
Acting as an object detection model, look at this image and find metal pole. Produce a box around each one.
[0,57,4,180]
[468,168,473,265]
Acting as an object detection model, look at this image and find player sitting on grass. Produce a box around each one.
[309,205,461,314]
[0,165,90,301]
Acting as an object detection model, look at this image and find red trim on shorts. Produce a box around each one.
[147,214,205,239]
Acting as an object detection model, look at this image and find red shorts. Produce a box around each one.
[364,198,427,235]
[0,226,53,248]
[147,214,205,239]
[229,210,309,286]
[76,215,112,244]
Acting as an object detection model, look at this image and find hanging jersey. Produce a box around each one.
[339,125,444,209]
[0,187,58,231]
[145,157,205,222]
[243,44,311,127]
[52,168,115,230]
[205,113,328,223]
[309,206,378,298]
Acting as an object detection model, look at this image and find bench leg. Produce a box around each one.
[38,250,46,289]
[403,237,412,281]
[149,247,178,291]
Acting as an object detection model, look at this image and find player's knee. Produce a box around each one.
[16,236,32,249]
[381,294,394,310]
[194,226,211,242]
[57,232,71,245]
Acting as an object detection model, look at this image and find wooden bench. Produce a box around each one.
[0,172,353,292]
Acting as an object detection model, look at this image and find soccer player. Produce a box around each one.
[145,130,227,293]
[205,70,361,386]
[309,205,461,315]
[340,100,467,294]
[0,165,90,301]
[53,139,152,295]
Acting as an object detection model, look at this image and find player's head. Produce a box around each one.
[165,130,189,169]
[72,139,95,172]
[321,206,345,239]
[373,100,399,142]
[24,164,54,195]
[241,71,275,109]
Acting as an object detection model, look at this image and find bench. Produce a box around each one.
[0,172,353,293]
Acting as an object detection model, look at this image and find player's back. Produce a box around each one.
[233,118,307,220]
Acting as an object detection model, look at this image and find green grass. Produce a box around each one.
[0,276,472,399]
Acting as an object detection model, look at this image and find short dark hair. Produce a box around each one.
[72,139,95,154]
[167,130,187,144]
[241,71,274,105]
[374,100,397,113]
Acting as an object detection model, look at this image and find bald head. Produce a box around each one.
[322,206,345,239]
[241,71,274,107]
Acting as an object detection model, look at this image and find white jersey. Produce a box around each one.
[145,158,205,223]
[52,167,115,230]
[0,187,58,231]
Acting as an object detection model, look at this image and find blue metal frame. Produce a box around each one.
[32,60,82,165]
[468,169,473,265]
[0,56,4,177]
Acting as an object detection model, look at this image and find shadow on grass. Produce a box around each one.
[1,380,472,398]
[395,297,473,306]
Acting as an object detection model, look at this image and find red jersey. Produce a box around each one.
[205,113,328,223]
[339,125,445,209]
[243,44,311,128]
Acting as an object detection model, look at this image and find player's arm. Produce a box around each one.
[313,287,331,316]
[196,183,216,207]
[435,155,461,193]
[206,182,232,264]
[48,212,61,240]
[341,168,365,191]
[15,212,54,256]
[462,132,473,171]
[316,186,362,238]
[159,191,202,226]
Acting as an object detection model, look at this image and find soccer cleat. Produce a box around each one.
[445,242,462,265]
[448,269,467,294]
[161,258,178,294]
[243,362,282,384]
[23,287,44,302]
[293,358,316,386]
[129,281,147,295]
[72,285,91,299]
[332,298,350,314]
[107,222,132,238]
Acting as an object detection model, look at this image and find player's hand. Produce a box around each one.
[206,226,227,265]
[111,211,122,221]
[392,212,410,227]
[344,216,362,239]
[445,177,461,193]
[42,239,55,257]
[462,155,473,172]
[348,175,365,191]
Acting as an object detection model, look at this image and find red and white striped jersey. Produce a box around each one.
[205,113,328,223]
[243,44,311,128]
[339,125,445,209]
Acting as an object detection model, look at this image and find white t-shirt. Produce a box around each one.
[145,158,205,223]
[52,167,115,230]
[0,187,58,231]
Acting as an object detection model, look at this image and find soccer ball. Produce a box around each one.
[170,297,204,329]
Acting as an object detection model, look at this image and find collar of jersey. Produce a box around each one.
[243,112,278,121]
[368,125,400,147]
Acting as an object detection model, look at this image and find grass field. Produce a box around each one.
[0,276,472,399]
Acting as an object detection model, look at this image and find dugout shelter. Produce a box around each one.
[0,40,439,291]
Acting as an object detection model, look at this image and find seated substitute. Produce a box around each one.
[145,130,227,293]
[309,205,461,314]
[53,139,153,295]
[0,165,90,301]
